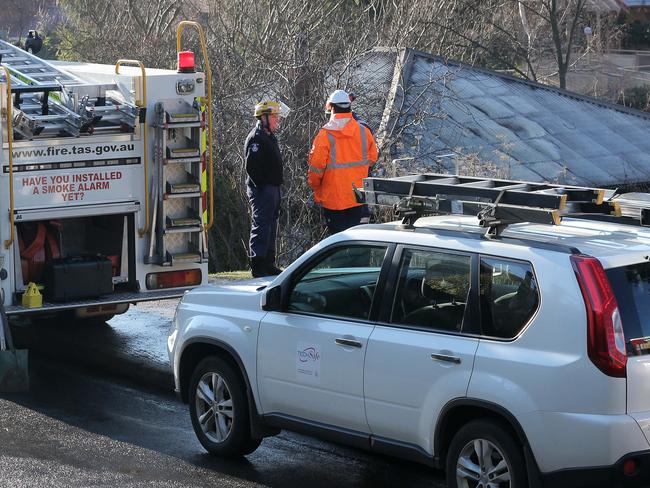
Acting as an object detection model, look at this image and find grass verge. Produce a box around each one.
[209,270,251,281]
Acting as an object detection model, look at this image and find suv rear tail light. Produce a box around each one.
[571,255,626,378]
[146,269,202,290]
[623,458,638,476]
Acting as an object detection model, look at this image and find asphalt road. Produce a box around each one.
[1,300,448,488]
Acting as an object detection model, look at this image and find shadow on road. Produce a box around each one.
[2,309,446,488]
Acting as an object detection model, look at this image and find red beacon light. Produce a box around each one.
[177,51,195,73]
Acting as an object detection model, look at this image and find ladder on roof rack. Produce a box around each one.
[356,173,650,236]
[0,39,138,139]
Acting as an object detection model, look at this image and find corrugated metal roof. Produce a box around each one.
[352,48,650,188]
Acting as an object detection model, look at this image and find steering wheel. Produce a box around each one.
[289,290,327,313]
[358,285,375,310]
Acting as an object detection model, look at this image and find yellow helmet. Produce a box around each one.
[254,100,291,118]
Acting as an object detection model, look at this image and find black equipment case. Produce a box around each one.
[43,255,113,302]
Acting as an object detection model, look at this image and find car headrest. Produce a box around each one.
[421,260,470,301]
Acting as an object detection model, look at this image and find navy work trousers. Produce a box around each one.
[323,205,364,235]
[247,184,281,259]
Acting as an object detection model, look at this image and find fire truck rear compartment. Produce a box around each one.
[16,214,132,298]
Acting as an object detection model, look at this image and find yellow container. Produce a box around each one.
[22,282,43,308]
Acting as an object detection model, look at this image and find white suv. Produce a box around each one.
[168,193,650,488]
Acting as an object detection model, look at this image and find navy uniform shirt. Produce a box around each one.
[244,122,283,187]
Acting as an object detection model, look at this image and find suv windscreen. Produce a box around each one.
[606,261,650,343]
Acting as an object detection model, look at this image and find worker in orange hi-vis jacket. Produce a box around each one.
[308,89,379,234]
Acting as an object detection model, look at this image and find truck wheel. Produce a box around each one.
[446,419,527,488]
[189,356,261,457]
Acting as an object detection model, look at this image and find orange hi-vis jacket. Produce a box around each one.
[308,113,378,210]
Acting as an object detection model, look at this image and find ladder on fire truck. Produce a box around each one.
[0,38,139,139]
[357,173,650,236]
[145,21,213,266]
[147,99,209,265]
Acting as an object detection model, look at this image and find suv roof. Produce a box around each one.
[348,215,650,266]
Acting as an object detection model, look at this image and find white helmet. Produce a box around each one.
[326,89,351,109]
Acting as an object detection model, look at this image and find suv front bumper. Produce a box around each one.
[541,451,650,488]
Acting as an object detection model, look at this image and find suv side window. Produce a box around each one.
[391,248,471,332]
[288,245,388,320]
[480,257,539,339]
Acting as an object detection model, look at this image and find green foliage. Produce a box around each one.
[617,86,650,113]
[38,30,63,60]
[620,19,650,49]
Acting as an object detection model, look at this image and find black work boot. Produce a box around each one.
[250,257,268,278]
[265,251,282,276]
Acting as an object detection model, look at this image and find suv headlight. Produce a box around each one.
[167,328,178,354]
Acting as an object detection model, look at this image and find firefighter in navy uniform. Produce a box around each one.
[245,100,290,277]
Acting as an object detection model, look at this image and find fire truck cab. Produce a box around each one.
[0,23,213,322]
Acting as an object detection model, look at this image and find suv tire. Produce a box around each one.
[189,356,261,457]
[446,419,527,488]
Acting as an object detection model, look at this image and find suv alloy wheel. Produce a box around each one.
[189,356,261,456]
[446,419,527,488]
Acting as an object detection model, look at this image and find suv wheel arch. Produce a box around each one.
[179,338,250,402]
[178,338,279,440]
[434,398,542,486]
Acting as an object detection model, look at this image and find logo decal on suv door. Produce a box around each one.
[296,343,321,382]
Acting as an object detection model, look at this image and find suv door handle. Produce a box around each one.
[335,338,362,348]
[431,353,461,364]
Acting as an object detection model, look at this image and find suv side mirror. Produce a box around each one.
[262,285,283,311]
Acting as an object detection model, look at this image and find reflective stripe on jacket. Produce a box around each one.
[308,113,378,210]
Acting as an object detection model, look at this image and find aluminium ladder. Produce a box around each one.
[357,173,650,236]
[0,39,138,139]
[147,100,208,265]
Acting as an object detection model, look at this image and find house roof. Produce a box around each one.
[621,0,650,7]
[587,0,624,11]
[348,48,650,188]
[557,0,649,10]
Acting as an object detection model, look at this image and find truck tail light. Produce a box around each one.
[177,51,195,73]
[146,269,201,290]
[571,254,626,378]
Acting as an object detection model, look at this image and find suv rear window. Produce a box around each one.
[606,261,650,342]
[480,257,539,339]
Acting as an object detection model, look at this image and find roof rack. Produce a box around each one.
[355,173,650,237]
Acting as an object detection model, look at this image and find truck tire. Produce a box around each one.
[446,419,527,488]
[189,356,261,457]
